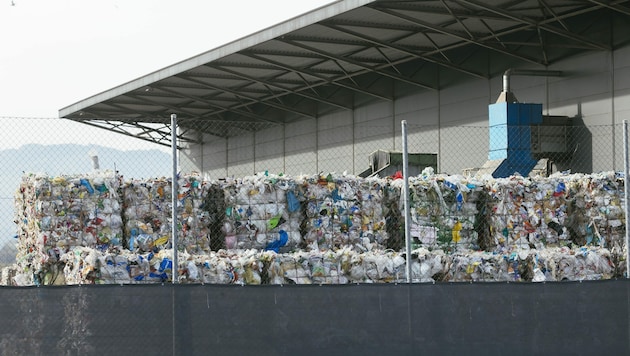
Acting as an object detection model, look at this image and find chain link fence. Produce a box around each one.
[0,116,628,354]
[1,117,626,286]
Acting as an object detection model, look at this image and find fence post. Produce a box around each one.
[171,113,179,284]
[624,120,629,278]
[402,120,412,283]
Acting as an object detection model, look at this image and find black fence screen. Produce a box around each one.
[1,280,628,355]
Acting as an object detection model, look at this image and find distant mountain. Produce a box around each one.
[0,144,173,248]
[0,143,172,179]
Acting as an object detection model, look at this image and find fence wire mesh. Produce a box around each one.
[0,117,627,286]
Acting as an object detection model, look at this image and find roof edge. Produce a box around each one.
[59,0,376,118]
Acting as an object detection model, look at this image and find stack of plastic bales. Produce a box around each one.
[4,242,620,286]
[12,171,122,285]
[221,173,301,252]
[5,169,626,286]
[16,243,619,285]
[433,245,616,282]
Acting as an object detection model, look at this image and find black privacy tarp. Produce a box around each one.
[0,280,628,355]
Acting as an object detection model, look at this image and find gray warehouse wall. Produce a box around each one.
[180,44,630,178]
[546,47,630,172]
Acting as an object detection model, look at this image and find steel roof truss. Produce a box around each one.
[321,22,487,79]
[587,0,630,16]
[155,84,284,125]
[461,0,610,51]
[242,52,393,101]
[279,38,437,90]
[69,119,183,147]
[205,64,352,110]
[370,7,544,66]
[174,74,316,120]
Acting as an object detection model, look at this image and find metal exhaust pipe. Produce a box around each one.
[497,69,563,103]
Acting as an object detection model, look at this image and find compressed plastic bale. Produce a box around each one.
[60,247,98,285]
[15,238,620,285]
[357,178,388,248]
[222,174,302,251]
[397,174,482,249]
[396,247,441,282]
[177,177,212,254]
[321,250,348,284]
[571,247,614,280]
[126,252,152,283]
[260,251,285,285]
[337,250,368,283]
[307,252,329,284]
[363,250,402,283]
[122,174,216,254]
[200,255,236,284]
[308,250,345,284]
[145,249,176,282]
[97,254,131,284]
[299,173,391,252]
[279,252,311,284]
[1,266,14,286]
[302,195,336,250]
[237,250,262,285]
[122,178,171,253]
[11,272,33,287]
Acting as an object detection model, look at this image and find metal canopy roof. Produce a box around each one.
[59,0,630,147]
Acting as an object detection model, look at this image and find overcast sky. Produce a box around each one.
[0,0,333,149]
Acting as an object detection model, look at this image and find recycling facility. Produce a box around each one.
[3,1,630,354]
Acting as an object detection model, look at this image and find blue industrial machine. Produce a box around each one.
[488,101,543,178]
[481,69,566,178]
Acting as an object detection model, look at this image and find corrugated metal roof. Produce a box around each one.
[59,0,630,146]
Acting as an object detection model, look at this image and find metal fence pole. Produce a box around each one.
[171,113,178,284]
[170,113,179,356]
[624,120,629,278]
[402,120,412,283]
